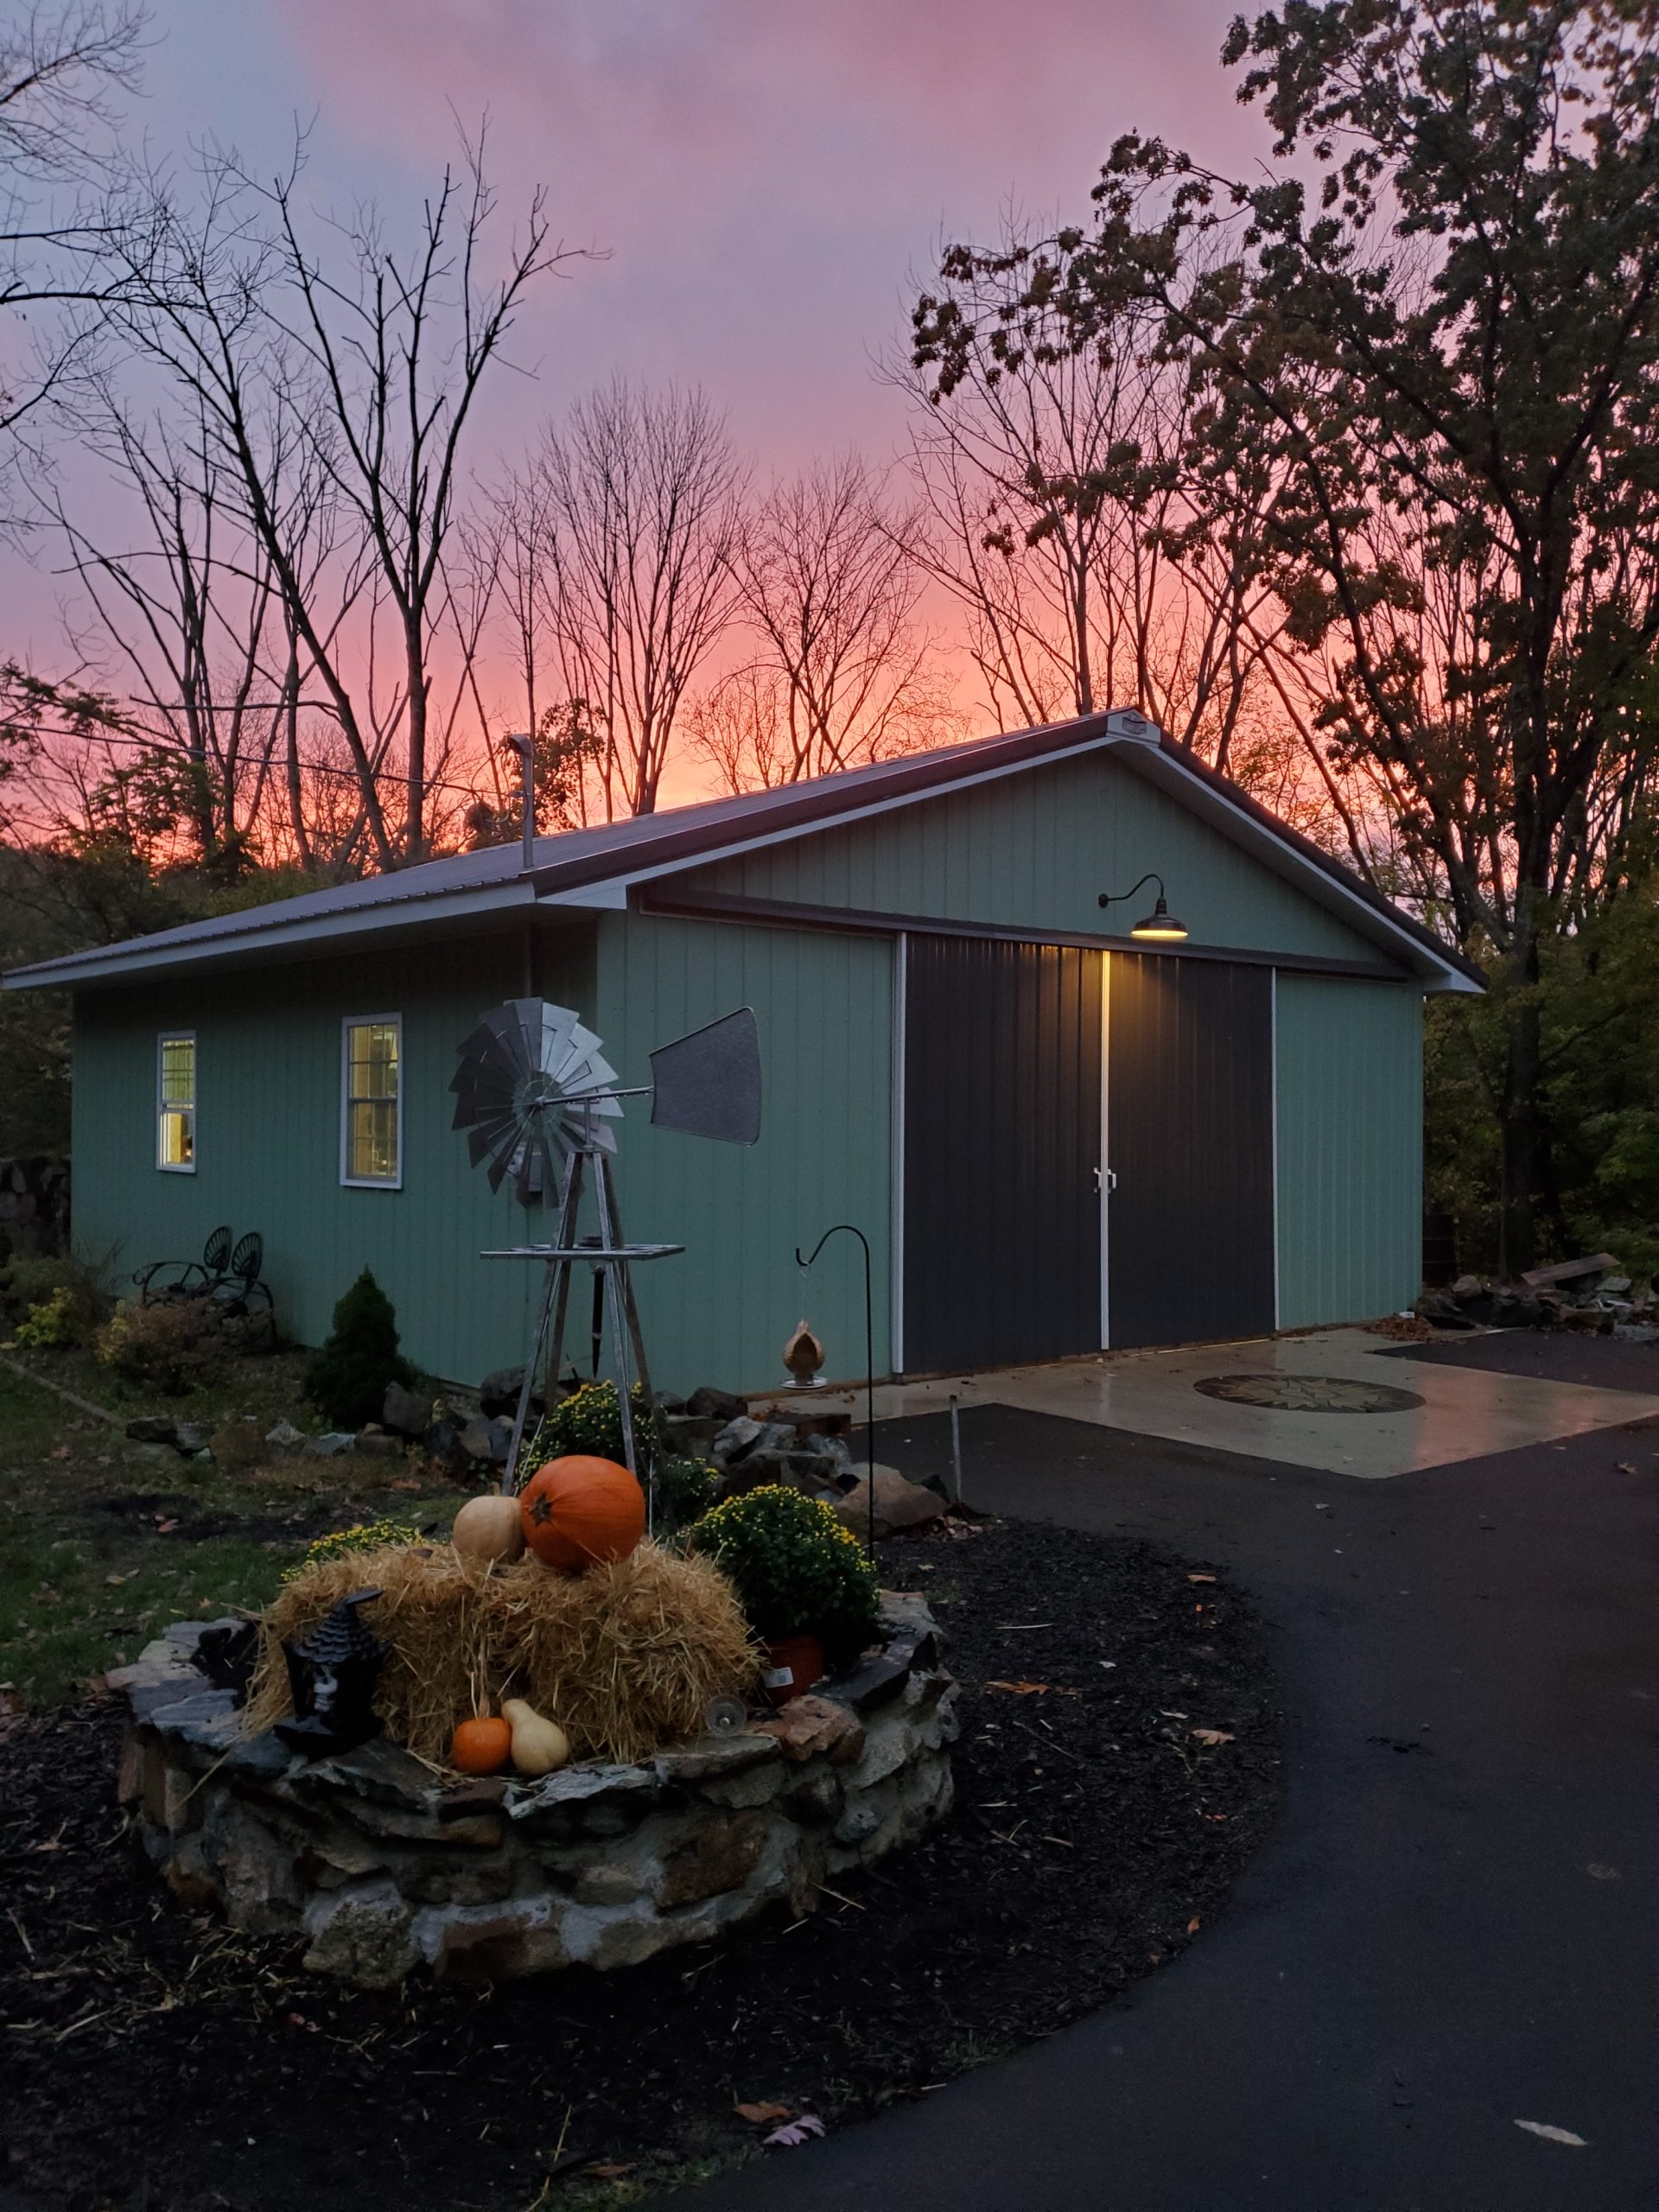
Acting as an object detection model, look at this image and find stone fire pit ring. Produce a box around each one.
[113,1593,957,1986]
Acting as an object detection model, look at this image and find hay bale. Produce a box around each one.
[245,1540,757,1767]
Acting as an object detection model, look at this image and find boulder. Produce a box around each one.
[459,1417,498,1463]
[1613,1322,1659,1344]
[834,1467,949,1540]
[711,1414,765,1463]
[478,1366,544,1421]
[422,1411,469,1473]
[661,1413,722,1455]
[382,1382,433,1439]
[173,1421,213,1456]
[354,1430,404,1459]
[304,1431,356,1459]
[686,1384,748,1422]
[126,1416,177,1447]
[265,1419,305,1456]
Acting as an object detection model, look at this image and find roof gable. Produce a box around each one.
[3,709,1481,995]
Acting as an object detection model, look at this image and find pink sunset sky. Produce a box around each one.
[10,0,1264,800]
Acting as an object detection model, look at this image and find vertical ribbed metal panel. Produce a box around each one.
[686,750,1383,963]
[902,937,1103,1372]
[1274,976,1423,1325]
[69,926,596,1386]
[592,909,893,1395]
[1106,953,1275,1348]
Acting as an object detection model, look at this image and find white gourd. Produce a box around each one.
[503,1697,569,1777]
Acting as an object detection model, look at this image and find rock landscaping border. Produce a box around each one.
[111,1595,956,1987]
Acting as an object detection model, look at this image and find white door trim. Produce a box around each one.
[890,931,908,1376]
[1099,950,1112,1350]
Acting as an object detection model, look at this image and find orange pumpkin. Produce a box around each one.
[518,1454,645,1572]
[449,1715,512,1774]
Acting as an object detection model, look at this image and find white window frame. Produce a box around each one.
[156,1030,197,1173]
[340,1014,404,1190]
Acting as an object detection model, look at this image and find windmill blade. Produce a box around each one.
[649,1007,762,1145]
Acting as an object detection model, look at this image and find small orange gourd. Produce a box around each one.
[518,1454,645,1573]
[449,1715,512,1774]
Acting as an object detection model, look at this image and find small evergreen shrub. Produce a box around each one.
[690,1484,880,1665]
[97,1296,231,1394]
[15,1286,75,1347]
[303,1269,414,1430]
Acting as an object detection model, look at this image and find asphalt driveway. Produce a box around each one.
[663,1363,1659,2211]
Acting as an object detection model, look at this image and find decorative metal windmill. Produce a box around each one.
[452,1001,761,1502]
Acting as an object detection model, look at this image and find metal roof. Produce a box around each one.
[3,708,1483,994]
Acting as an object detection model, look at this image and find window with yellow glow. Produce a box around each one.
[342,1018,402,1185]
[157,1033,196,1170]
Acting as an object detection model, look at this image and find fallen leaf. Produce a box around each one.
[1186,1916,1201,1933]
[155,1517,181,1535]
[1191,1728,1236,1746]
[987,1680,1050,1695]
[1616,1462,1637,1476]
[764,2117,826,2148]
[585,2162,634,2178]
[1186,1573,1217,1584]
[388,1478,421,1492]
[49,1446,69,1460]
[734,2102,790,2125]
[105,1573,137,1587]
[1515,2121,1587,2147]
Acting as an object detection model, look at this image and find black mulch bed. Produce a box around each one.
[0,1517,1284,2211]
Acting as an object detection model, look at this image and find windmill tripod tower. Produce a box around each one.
[451,1000,762,1503]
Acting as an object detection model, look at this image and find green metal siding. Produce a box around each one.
[70,927,594,1385]
[1274,975,1423,1327]
[593,910,893,1396]
[685,751,1384,965]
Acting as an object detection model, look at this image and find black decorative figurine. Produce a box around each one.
[276,1589,386,1756]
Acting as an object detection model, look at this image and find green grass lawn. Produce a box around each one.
[0,1353,461,1708]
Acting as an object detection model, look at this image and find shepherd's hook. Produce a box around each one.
[794,1224,877,1560]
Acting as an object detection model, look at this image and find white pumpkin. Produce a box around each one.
[451,1492,525,1566]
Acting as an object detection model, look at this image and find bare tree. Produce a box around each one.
[895,215,1281,762]
[258,129,574,861]
[534,378,744,817]
[0,3,150,498]
[691,452,962,793]
[98,131,577,868]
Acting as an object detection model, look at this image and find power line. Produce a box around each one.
[11,718,517,805]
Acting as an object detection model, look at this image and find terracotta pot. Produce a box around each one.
[760,1632,825,1707]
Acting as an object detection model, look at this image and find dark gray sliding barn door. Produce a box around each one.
[903,936,1102,1373]
[1106,953,1275,1350]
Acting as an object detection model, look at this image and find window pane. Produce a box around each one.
[160,1037,194,1108]
[160,1108,194,1166]
[348,1099,397,1180]
[344,1020,399,1179]
[346,1022,399,1101]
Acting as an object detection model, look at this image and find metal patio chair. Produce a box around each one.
[133,1224,232,1305]
[210,1231,273,1318]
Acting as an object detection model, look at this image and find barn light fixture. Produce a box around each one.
[1097,873,1190,942]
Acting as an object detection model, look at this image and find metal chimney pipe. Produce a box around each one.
[506,733,535,872]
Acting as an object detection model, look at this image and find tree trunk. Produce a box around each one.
[1497,912,1545,1277]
